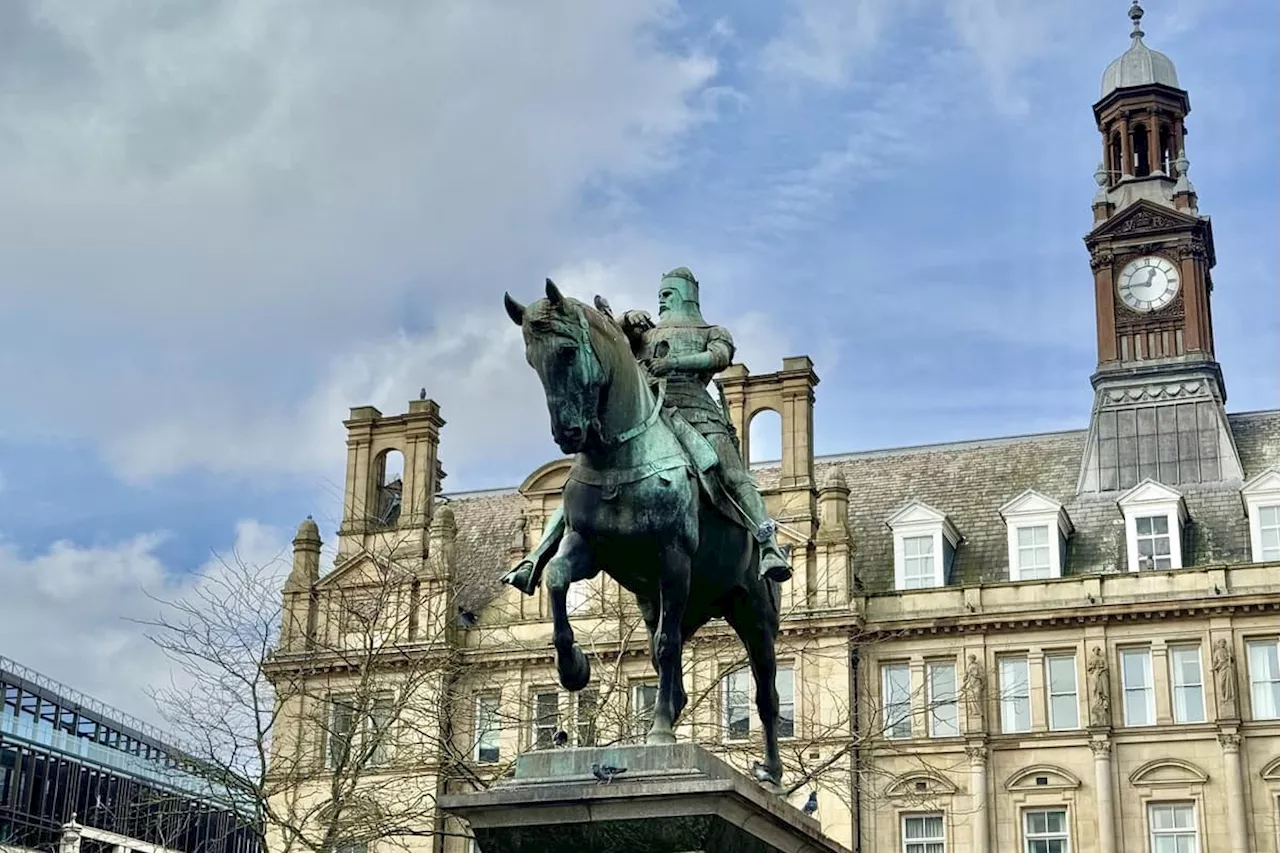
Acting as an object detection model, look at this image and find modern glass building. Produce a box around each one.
[0,656,259,853]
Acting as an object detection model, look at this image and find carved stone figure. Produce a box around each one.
[963,654,986,727]
[501,267,791,596]
[1087,646,1111,727]
[1212,638,1238,718]
[497,277,788,787]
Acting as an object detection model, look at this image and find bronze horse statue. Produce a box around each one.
[503,279,785,786]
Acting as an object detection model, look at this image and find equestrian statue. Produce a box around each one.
[500,268,791,786]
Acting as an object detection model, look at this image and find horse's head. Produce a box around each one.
[504,279,618,455]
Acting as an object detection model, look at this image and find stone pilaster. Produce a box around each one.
[966,741,989,853]
[1089,738,1117,853]
[1218,731,1248,853]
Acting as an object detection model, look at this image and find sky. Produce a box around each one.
[0,0,1276,727]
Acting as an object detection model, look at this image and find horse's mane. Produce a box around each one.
[527,296,636,372]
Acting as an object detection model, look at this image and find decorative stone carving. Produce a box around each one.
[1088,739,1112,758]
[1217,732,1241,751]
[509,515,528,551]
[1115,209,1182,234]
[1212,639,1238,719]
[1087,646,1111,727]
[1176,240,1208,260]
[1102,380,1205,404]
[963,654,987,730]
[964,743,988,763]
[1090,250,1114,272]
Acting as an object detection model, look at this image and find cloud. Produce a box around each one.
[760,0,1056,114]
[0,519,291,730]
[759,0,894,87]
[104,251,795,496]
[0,0,720,488]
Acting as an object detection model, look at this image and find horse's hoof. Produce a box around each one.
[645,729,677,746]
[752,762,782,787]
[557,643,591,692]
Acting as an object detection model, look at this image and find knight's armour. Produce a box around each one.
[637,324,734,435]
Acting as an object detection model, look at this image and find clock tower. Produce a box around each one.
[1077,1,1243,493]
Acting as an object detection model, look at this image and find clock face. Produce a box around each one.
[1118,255,1180,313]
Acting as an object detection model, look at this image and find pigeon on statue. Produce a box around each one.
[591,763,627,784]
[802,791,818,816]
[552,729,569,748]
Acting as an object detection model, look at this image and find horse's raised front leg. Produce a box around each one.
[546,530,593,692]
[648,542,691,745]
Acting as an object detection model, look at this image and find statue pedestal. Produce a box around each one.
[439,743,849,853]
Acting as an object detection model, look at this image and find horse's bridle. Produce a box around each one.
[564,305,665,449]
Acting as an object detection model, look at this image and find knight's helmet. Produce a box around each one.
[657,266,707,325]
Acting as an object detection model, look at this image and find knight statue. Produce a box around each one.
[501,266,792,595]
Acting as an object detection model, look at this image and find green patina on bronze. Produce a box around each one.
[499,271,790,787]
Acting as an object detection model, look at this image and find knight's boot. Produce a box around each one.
[500,507,567,596]
[754,520,793,584]
[728,482,792,583]
[500,560,539,596]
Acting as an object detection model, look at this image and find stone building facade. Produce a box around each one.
[263,7,1280,853]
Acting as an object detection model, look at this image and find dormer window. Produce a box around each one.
[999,489,1073,581]
[1117,479,1188,572]
[886,500,961,591]
[1241,468,1280,563]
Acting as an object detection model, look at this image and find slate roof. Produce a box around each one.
[444,410,1280,603]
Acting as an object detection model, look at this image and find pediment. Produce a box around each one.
[1260,756,1280,782]
[1005,765,1081,793]
[1089,198,1199,240]
[998,489,1070,535]
[1117,478,1185,510]
[885,769,959,798]
[318,553,410,589]
[886,499,948,528]
[1129,758,1208,787]
[520,458,573,495]
[1242,467,1280,497]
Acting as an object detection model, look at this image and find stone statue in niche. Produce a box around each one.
[962,654,986,728]
[1087,646,1111,727]
[1211,638,1238,718]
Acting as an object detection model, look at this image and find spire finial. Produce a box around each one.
[1129,0,1145,39]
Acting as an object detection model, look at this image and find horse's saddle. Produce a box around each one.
[660,407,753,536]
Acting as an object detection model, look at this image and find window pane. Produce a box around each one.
[1000,658,1030,733]
[927,663,958,737]
[778,666,796,739]
[1170,647,1205,724]
[476,696,500,762]
[1122,649,1154,726]
[725,669,750,740]
[1248,641,1280,720]
[884,664,912,739]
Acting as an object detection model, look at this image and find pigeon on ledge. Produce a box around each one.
[591,763,627,784]
[802,791,818,816]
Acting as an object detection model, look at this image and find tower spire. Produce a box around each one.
[1129,0,1145,40]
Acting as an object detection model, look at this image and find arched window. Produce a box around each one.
[1109,132,1124,184]
[747,409,782,466]
[1132,123,1151,177]
[373,449,404,527]
[1158,124,1174,174]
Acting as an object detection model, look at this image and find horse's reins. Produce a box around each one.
[571,307,664,449]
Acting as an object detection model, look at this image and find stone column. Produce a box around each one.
[1090,739,1117,853]
[1219,732,1249,853]
[1148,109,1162,172]
[1120,113,1132,176]
[966,742,989,853]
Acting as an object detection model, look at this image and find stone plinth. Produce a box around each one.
[440,743,848,853]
